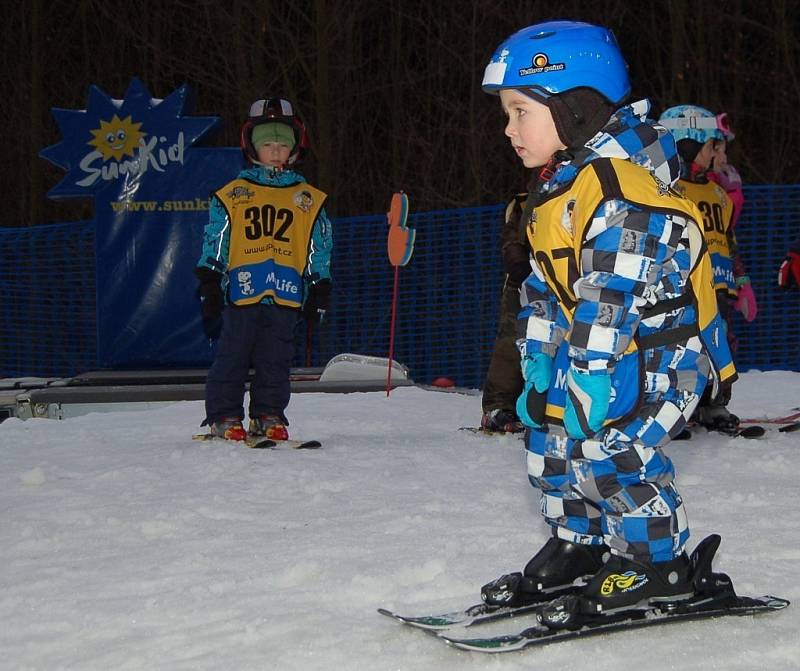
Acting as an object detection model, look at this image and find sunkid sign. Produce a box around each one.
[40,78,216,198]
[76,121,186,187]
[40,78,245,368]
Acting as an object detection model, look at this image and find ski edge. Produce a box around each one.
[192,433,275,448]
[437,594,790,653]
[675,424,766,440]
[377,601,542,630]
[270,439,322,449]
[458,427,525,437]
[191,434,321,449]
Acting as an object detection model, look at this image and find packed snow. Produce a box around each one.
[1,370,798,670]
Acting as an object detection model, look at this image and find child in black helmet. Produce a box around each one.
[478,20,735,622]
[479,192,528,434]
[195,97,333,442]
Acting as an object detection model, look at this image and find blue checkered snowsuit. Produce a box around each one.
[519,101,725,562]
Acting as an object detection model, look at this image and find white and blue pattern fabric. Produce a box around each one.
[519,100,711,562]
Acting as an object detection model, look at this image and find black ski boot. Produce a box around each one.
[539,536,738,630]
[481,537,608,607]
[696,404,740,433]
[481,408,524,433]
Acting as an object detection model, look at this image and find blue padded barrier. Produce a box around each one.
[0,221,97,378]
[730,185,800,372]
[1,187,799,385]
[306,204,506,388]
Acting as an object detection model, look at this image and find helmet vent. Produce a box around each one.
[530,31,555,40]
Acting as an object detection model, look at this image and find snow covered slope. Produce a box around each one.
[1,371,798,670]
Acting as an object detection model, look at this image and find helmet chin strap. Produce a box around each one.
[251,159,287,173]
[689,161,708,180]
[538,152,569,182]
[537,150,572,183]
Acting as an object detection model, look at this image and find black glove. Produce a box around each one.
[303,280,331,325]
[195,267,225,337]
[502,241,531,287]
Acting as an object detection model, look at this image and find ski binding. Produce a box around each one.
[379,535,789,653]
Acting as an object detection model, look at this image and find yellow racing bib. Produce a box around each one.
[216,179,326,308]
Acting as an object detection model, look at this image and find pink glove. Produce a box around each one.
[713,164,742,191]
[709,165,745,227]
[734,278,757,322]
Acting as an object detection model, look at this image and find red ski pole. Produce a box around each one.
[386,265,400,395]
[385,192,415,397]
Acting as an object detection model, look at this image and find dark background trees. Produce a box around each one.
[3,0,799,226]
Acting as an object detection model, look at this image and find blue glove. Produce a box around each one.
[563,364,611,439]
[515,353,552,428]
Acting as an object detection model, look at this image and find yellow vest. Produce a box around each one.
[215,179,326,308]
[525,158,736,420]
[675,179,736,295]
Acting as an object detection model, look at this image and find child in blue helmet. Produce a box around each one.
[478,21,736,622]
[195,97,333,442]
[658,105,753,432]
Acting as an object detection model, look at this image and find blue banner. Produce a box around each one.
[41,79,245,368]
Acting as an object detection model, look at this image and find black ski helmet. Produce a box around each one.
[240,97,309,165]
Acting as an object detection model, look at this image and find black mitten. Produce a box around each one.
[194,267,224,336]
[303,280,331,325]
[502,241,531,286]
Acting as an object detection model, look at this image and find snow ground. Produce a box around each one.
[1,370,798,671]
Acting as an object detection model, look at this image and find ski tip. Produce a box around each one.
[275,439,322,449]
[438,633,522,653]
[761,595,790,609]
[736,425,766,438]
[376,608,435,628]
[245,439,276,449]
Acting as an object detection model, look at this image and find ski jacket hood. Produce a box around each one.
[544,99,681,195]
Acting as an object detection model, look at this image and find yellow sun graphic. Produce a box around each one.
[88,114,146,161]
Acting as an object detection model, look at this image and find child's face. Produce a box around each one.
[500,89,565,169]
[712,139,728,171]
[694,139,723,172]
[257,142,292,169]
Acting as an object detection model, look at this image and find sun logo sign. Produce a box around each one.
[40,78,220,198]
[88,115,145,162]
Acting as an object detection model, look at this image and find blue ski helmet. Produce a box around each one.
[481,21,631,104]
[658,105,729,145]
